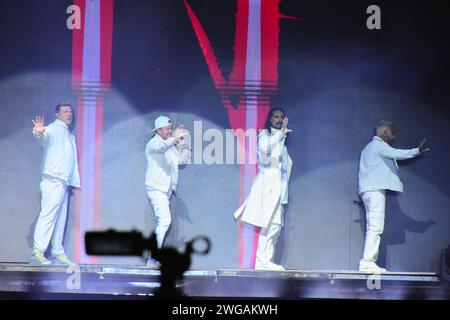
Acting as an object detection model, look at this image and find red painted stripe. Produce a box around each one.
[234,0,250,268]
[259,0,279,132]
[100,0,114,83]
[183,0,226,88]
[71,0,86,263]
[72,0,86,84]
[229,0,249,85]
[246,1,281,267]
[73,98,84,262]
[75,1,84,264]
[259,0,278,134]
[92,0,114,264]
[257,106,270,130]
[92,100,104,264]
[71,0,114,263]
[260,0,279,85]
[184,0,266,268]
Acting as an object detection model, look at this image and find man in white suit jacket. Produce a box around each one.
[358,120,429,272]
[234,108,293,271]
[145,116,190,256]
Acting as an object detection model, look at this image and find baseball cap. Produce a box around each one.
[152,116,172,131]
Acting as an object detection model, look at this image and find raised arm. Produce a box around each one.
[147,125,188,154]
[32,116,47,146]
[377,143,421,160]
[258,117,292,155]
[147,136,177,154]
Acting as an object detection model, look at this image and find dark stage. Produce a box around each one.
[0,263,448,300]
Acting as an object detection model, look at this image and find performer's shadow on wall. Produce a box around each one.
[274,204,290,267]
[164,191,193,249]
[27,218,38,253]
[357,191,435,270]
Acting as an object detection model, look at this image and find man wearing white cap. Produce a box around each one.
[145,116,190,266]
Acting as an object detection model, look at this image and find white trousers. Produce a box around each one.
[255,205,283,265]
[146,187,172,248]
[33,175,69,256]
[360,190,386,265]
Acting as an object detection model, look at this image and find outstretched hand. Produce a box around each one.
[173,124,188,142]
[32,116,45,134]
[281,117,292,135]
[418,139,430,153]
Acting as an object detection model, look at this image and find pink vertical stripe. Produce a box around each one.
[71,0,113,263]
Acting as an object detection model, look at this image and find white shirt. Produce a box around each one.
[358,136,420,194]
[33,119,80,187]
[257,128,291,204]
[145,134,190,193]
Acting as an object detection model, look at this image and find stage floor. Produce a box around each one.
[0,263,448,299]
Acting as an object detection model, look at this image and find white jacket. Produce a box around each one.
[233,129,293,228]
[145,134,190,193]
[33,119,80,187]
[358,136,420,194]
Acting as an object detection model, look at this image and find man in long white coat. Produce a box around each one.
[145,116,190,266]
[30,102,80,265]
[234,108,293,271]
[358,120,429,272]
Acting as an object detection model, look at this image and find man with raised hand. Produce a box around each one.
[234,108,293,271]
[145,116,190,267]
[30,102,80,265]
[358,120,429,272]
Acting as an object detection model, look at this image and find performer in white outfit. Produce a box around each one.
[234,108,293,271]
[30,102,80,265]
[145,116,190,266]
[358,120,429,272]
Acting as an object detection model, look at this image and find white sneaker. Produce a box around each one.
[29,250,51,265]
[359,262,387,272]
[255,261,285,271]
[146,257,161,269]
